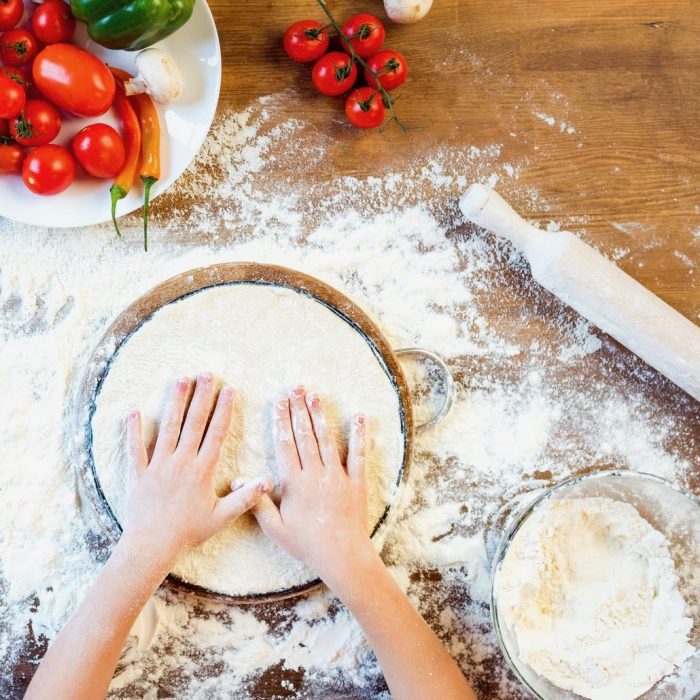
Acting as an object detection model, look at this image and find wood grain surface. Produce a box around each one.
[7,0,700,697]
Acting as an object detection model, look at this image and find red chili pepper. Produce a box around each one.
[109,77,141,238]
[110,66,160,251]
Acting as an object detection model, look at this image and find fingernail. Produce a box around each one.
[356,414,365,426]
[277,397,289,409]
[177,376,190,389]
[291,386,305,398]
[128,409,139,421]
[220,385,233,399]
[198,372,213,385]
[256,480,271,494]
[306,393,320,408]
[231,477,245,490]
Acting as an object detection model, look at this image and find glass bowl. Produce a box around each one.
[490,470,700,699]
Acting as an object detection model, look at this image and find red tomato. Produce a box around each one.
[0,0,23,31]
[312,52,357,96]
[0,141,24,173]
[22,143,75,194]
[341,13,385,58]
[283,19,329,63]
[32,43,115,117]
[0,28,40,66]
[0,73,25,119]
[72,123,125,179]
[10,99,61,146]
[31,0,75,44]
[365,50,408,91]
[345,87,385,129]
[2,66,29,90]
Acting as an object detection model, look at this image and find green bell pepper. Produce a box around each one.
[70,0,195,51]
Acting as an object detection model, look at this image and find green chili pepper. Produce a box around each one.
[70,0,195,51]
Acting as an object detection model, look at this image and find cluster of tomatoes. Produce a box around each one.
[0,0,123,195]
[283,12,407,130]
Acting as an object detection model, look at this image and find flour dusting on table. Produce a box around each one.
[0,95,697,699]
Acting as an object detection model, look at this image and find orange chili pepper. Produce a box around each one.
[110,66,160,251]
[109,76,141,239]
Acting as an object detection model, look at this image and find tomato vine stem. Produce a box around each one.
[315,0,408,133]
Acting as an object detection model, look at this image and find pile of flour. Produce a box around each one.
[497,497,695,700]
[91,283,404,597]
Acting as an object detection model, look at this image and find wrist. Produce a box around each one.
[117,529,180,574]
[318,540,384,597]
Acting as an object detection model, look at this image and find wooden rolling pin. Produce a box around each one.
[459,183,700,402]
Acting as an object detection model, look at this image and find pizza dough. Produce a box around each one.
[91,283,405,597]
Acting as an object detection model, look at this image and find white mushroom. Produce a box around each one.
[384,0,433,23]
[124,48,184,104]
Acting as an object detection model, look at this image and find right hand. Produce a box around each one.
[122,374,272,562]
[253,386,372,582]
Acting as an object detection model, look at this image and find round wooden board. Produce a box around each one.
[73,262,414,604]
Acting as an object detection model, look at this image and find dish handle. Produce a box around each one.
[395,347,454,433]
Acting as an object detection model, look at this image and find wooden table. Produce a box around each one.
[8,0,700,697]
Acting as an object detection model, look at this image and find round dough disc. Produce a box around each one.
[90,283,405,598]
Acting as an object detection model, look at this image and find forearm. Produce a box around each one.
[25,534,174,700]
[324,547,477,700]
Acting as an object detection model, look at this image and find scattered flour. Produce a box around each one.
[0,95,697,698]
[496,497,694,700]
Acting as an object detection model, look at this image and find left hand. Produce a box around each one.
[122,373,271,561]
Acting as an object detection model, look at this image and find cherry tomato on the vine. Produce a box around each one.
[22,143,75,195]
[341,13,384,58]
[365,49,408,91]
[0,0,23,32]
[72,123,125,179]
[0,73,25,119]
[0,141,24,174]
[32,0,76,44]
[0,28,41,66]
[345,86,385,129]
[312,51,357,96]
[10,99,61,146]
[283,19,329,63]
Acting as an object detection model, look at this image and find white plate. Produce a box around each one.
[0,0,221,228]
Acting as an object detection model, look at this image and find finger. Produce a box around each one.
[152,377,191,461]
[252,493,286,545]
[213,478,272,529]
[126,410,148,473]
[198,384,234,466]
[305,393,341,469]
[289,386,322,469]
[347,414,366,483]
[178,373,216,455]
[273,397,301,481]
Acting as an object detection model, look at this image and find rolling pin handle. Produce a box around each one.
[396,347,454,433]
[459,183,541,251]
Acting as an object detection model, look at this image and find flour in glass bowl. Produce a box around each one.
[0,93,697,699]
[497,497,694,700]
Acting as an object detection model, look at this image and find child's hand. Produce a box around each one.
[253,386,371,583]
[122,373,272,562]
